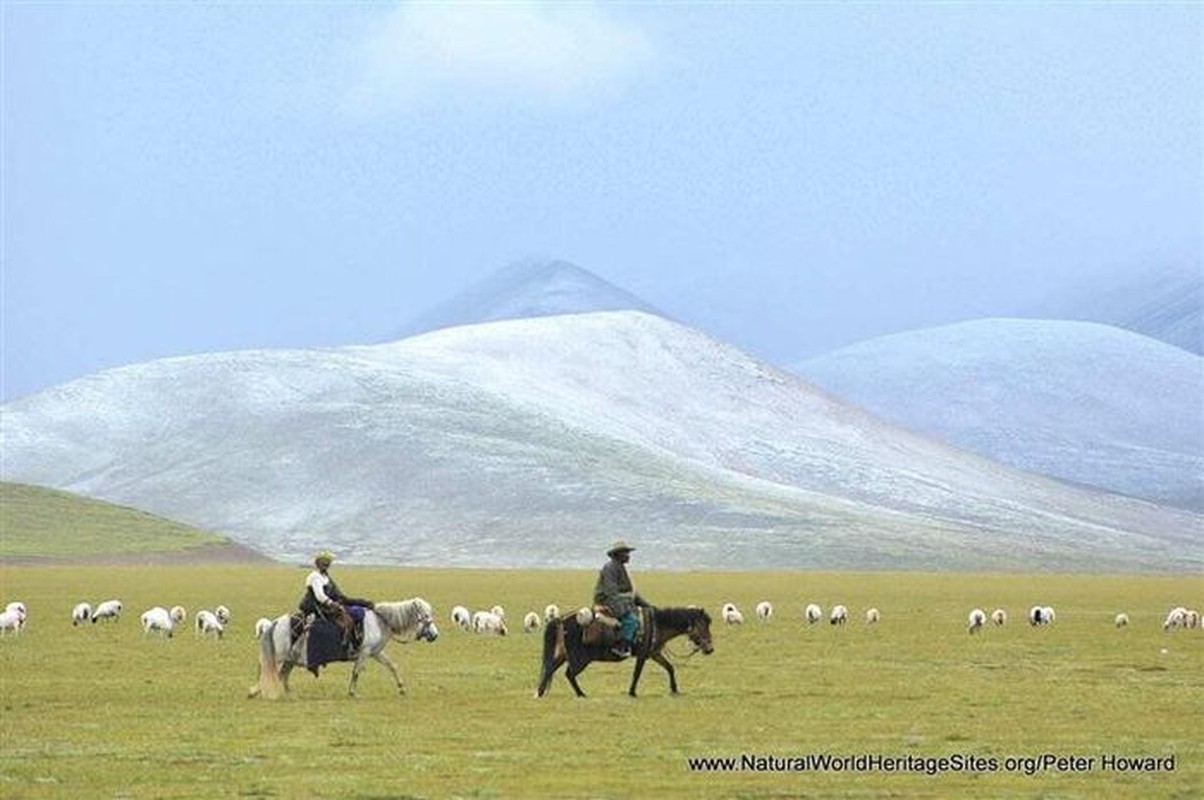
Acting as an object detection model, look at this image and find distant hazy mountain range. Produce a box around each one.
[1,311,1197,572]
[385,259,668,341]
[1026,266,1201,355]
[793,319,1204,511]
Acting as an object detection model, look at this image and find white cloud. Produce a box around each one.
[348,2,656,112]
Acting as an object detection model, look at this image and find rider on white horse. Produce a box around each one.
[300,551,374,648]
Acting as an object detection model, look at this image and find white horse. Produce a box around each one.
[249,598,438,699]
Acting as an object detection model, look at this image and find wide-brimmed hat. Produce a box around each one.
[607,540,635,557]
[314,550,335,564]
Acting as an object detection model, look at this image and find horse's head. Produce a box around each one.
[687,607,714,655]
[413,599,439,643]
[417,617,439,643]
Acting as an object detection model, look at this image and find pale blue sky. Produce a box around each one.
[3,2,1200,401]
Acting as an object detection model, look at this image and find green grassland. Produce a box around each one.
[1,564,1200,799]
[0,483,228,559]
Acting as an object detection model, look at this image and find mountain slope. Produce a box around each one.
[794,319,1204,510]
[386,259,666,341]
[1027,266,1202,354]
[2,312,1198,571]
[0,481,264,561]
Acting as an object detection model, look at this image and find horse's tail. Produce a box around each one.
[250,618,285,700]
[536,615,567,697]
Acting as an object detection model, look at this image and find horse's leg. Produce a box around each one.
[281,661,295,694]
[535,653,565,697]
[565,654,589,698]
[627,655,649,697]
[371,650,406,696]
[348,652,368,697]
[650,651,679,694]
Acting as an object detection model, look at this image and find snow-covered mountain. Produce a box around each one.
[794,319,1204,510]
[385,259,666,341]
[1026,266,1202,354]
[2,312,1198,571]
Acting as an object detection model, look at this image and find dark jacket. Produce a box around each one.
[299,575,373,617]
[593,558,648,617]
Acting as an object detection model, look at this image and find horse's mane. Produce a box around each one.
[653,605,710,630]
[373,598,432,636]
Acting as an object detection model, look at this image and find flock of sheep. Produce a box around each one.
[1,597,1199,641]
[0,599,235,639]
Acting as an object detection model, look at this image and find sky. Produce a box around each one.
[2,2,1201,402]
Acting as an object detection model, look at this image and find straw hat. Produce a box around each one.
[606,540,635,557]
[314,550,335,565]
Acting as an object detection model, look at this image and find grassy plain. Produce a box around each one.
[0,564,1201,799]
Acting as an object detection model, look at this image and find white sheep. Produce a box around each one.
[829,604,848,625]
[450,605,471,630]
[968,608,987,634]
[721,603,744,625]
[1162,606,1187,630]
[169,605,187,625]
[1028,605,1055,626]
[865,607,880,625]
[141,607,174,638]
[195,609,224,639]
[72,602,93,626]
[991,608,1007,626]
[92,599,122,623]
[215,605,231,625]
[489,605,506,620]
[575,607,594,626]
[755,601,773,621]
[1114,613,1130,628]
[5,601,27,620]
[0,608,25,636]
[804,603,823,624]
[1185,609,1200,629]
[523,611,541,633]
[253,617,273,638]
[472,610,507,636]
[544,604,560,623]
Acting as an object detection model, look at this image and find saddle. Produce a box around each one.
[580,606,647,649]
[291,610,364,673]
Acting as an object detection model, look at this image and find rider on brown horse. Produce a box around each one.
[593,540,650,658]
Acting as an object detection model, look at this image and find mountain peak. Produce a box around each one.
[385,259,666,341]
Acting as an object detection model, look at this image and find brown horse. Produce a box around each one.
[536,606,714,698]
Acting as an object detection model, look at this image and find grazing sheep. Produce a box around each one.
[141,607,174,638]
[755,601,773,621]
[523,611,541,633]
[92,599,122,623]
[865,607,880,625]
[1114,613,1130,628]
[575,607,594,626]
[72,602,93,626]
[968,608,987,634]
[472,610,507,636]
[804,603,823,624]
[5,601,27,620]
[991,608,1007,626]
[215,605,231,625]
[0,608,25,636]
[829,604,848,625]
[1028,605,1055,626]
[1184,609,1200,629]
[1162,606,1187,630]
[721,603,744,625]
[254,617,273,638]
[195,609,224,639]
[544,604,560,623]
[169,605,187,625]
[450,605,471,630]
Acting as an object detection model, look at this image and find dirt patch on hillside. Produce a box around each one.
[0,540,276,567]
